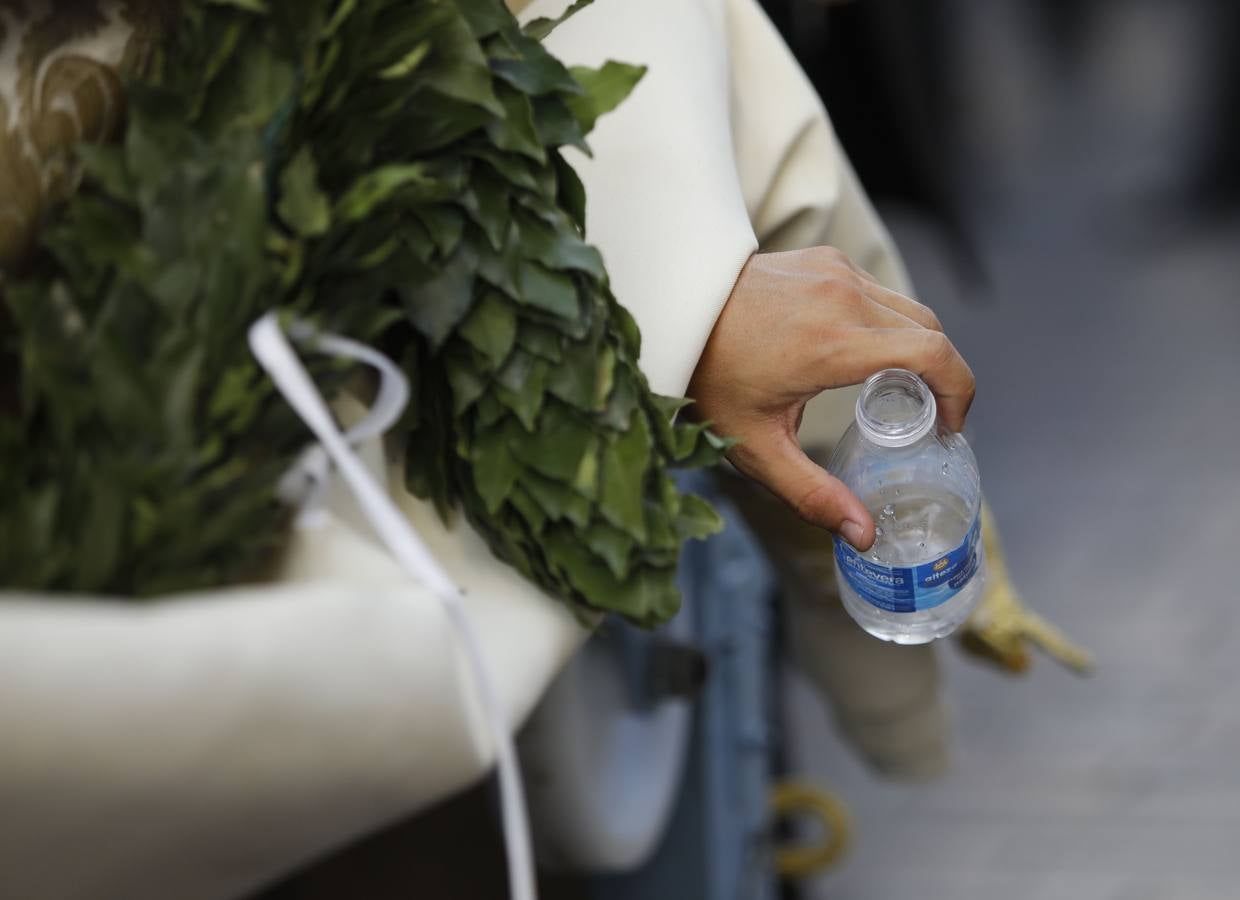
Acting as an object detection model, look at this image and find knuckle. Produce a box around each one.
[814,245,850,268]
[920,303,944,332]
[925,330,957,369]
[840,282,869,312]
[819,275,867,312]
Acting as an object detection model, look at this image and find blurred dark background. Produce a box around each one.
[763,2,1240,899]
[766,0,1240,275]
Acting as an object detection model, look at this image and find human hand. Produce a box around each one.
[687,247,975,551]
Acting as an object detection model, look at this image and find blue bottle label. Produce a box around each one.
[834,512,981,613]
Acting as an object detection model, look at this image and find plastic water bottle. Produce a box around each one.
[827,369,986,644]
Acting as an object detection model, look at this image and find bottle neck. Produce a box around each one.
[855,369,937,448]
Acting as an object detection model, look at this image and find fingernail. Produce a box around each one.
[841,519,865,548]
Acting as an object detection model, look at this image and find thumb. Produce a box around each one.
[729,431,876,550]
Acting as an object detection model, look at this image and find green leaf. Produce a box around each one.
[487,82,547,163]
[395,219,438,266]
[532,95,589,154]
[196,33,297,131]
[466,147,541,193]
[76,144,135,200]
[544,527,681,623]
[508,484,548,533]
[644,502,679,551]
[415,204,467,258]
[593,344,615,410]
[476,391,508,427]
[162,344,204,441]
[74,479,124,591]
[207,0,269,13]
[599,365,639,429]
[553,152,587,230]
[472,421,521,513]
[202,20,246,90]
[491,34,581,97]
[122,93,197,200]
[567,61,646,134]
[462,168,510,251]
[477,232,521,297]
[458,290,517,369]
[599,412,651,541]
[525,290,593,340]
[643,567,685,624]
[445,346,488,414]
[571,435,600,499]
[516,322,564,363]
[400,244,479,347]
[647,392,687,455]
[336,164,438,221]
[656,470,682,517]
[583,520,633,579]
[377,40,431,79]
[543,526,630,614]
[455,0,516,39]
[676,427,736,468]
[509,401,593,481]
[672,419,714,461]
[494,351,549,430]
[516,262,578,318]
[209,363,265,433]
[652,394,694,420]
[517,209,605,279]
[380,91,494,156]
[418,5,505,116]
[611,302,642,358]
[546,337,598,410]
[674,493,725,541]
[277,147,331,238]
[523,471,591,528]
[321,0,359,38]
[523,0,594,41]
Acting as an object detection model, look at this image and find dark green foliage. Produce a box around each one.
[0,0,726,625]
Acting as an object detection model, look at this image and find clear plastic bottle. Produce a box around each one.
[827,369,986,644]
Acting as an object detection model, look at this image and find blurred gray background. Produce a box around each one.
[774,2,1240,898]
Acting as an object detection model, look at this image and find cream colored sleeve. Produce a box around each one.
[728,0,911,294]
[724,0,916,447]
[0,435,586,900]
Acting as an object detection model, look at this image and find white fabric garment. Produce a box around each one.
[0,2,914,897]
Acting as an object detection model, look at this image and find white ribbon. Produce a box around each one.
[248,312,536,900]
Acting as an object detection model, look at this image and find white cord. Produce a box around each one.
[269,321,412,516]
[248,312,537,900]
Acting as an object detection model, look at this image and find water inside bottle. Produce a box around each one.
[864,488,973,565]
